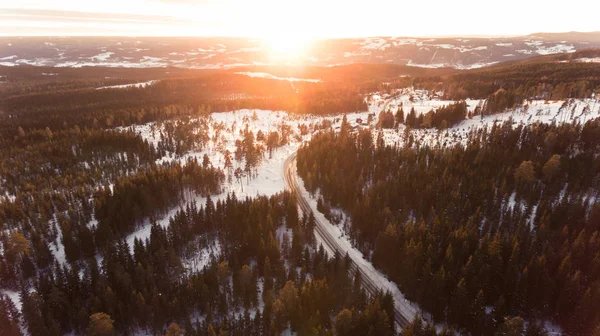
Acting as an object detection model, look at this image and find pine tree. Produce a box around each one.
[335,309,353,336]
[542,154,560,181]
[395,108,405,126]
[86,312,114,336]
[165,322,183,336]
[515,160,535,183]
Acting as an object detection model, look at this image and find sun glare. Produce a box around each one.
[265,34,313,60]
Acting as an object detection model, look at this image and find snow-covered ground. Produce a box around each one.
[574,57,600,63]
[182,238,222,274]
[96,80,157,90]
[0,289,22,311]
[120,109,375,254]
[368,88,483,116]
[49,218,68,266]
[386,99,598,149]
[369,90,600,149]
[406,60,499,69]
[2,35,596,71]
[544,321,564,336]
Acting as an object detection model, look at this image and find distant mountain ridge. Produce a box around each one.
[526,31,600,42]
[1,32,600,70]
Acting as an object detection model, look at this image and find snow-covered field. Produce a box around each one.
[368,88,600,149]
[369,88,483,116]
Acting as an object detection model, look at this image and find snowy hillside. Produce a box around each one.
[371,93,600,148]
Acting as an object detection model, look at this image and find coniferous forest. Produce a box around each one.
[297,117,600,335]
[1,50,600,336]
[0,64,404,336]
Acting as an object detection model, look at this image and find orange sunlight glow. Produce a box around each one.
[264,34,314,61]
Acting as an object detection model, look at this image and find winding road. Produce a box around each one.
[283,151,415,330]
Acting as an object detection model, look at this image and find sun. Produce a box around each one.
[264,34,313,60]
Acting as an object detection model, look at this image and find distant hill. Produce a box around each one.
[527,31,600,42]
[2,32,600,70]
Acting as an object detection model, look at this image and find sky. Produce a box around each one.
[1,0,599,38]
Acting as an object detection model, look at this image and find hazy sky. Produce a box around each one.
[1,0,599,38]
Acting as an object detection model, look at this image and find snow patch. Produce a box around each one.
[183,238,222,274]
[97,80,157,90]
[0,289,22,312]
[91,52,114,61]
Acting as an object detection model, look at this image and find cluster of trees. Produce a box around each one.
[151,117,212,156]
[0,115,225,285]
[233,124,266,185]
[94,160,224,248]
[372,50,600,116]
[411,57,600,114]
[0,159,224,285]
[297,116,600,335]
[418,101,469,129]
[1,192,398,335]
[378,101,469,130]
[0,294,21,335]
[1,128,158,202]
[0,128,160,271]
[0,65,183,98]
[0,85,319,334]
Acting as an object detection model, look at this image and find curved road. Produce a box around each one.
[284,151,413,330]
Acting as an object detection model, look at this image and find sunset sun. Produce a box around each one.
[264,34,313,59]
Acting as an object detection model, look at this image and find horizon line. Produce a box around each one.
[1,30,600,40]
